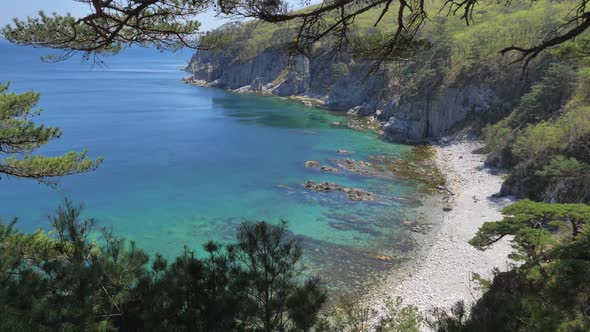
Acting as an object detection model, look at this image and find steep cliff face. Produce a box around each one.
[187,48,520,142]
[188,49,289,90]
[188,48,315,96]
[379,84,497,142]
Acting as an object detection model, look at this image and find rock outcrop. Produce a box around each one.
[186,44,524,142]
[302,181,376,201]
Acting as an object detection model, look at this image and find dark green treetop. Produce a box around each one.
[439,199,590,331]
[470,199,590,254]
[0,199,326,331]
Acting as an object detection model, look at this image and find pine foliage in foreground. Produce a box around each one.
[0,200,425,332]
[0,200,327,331]
[0,83,102,184]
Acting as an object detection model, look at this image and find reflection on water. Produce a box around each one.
[211,94,341,129]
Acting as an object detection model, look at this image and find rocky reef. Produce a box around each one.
[304,160,340,173]
[302,181,377,202]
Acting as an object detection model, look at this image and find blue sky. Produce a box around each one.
[0,0,229,31]
[0,0,317,32]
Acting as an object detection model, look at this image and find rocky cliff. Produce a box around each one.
[186,46,523,143]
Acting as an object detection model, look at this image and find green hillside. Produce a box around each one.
[200,1,576,64]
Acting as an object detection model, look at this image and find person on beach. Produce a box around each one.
[473,195,480,203]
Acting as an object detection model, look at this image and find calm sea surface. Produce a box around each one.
[0,42,422,291]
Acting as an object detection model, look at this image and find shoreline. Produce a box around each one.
[183,76,516,320]
[182,76,327,108]
[369,138,516,326]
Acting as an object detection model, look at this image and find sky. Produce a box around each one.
[0,0,229,31]
[0,0,317,32]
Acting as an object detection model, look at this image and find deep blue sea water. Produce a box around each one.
[0,42,421,290]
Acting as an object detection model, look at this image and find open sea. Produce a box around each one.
[0,42,424,292]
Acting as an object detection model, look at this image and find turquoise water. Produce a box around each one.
[0,43,419,290]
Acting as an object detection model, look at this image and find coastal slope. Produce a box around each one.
[184,3,565,142]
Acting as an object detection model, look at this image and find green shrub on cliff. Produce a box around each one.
[511,122,567,164]
[558,106,590,144]
[494,108,590,201]
[536,156,589,179]
[513,64,576,121]
[482,122,513,154]
[483,62,577,146]
[330,62,349,81]
[481,62,590,200]
[450,1,573,60]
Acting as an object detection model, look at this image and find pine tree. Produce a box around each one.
[429,200,590,331]
[0,200,327,331]
[0,82,102,184]
[3,0,590,72]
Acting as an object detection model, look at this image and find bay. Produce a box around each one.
[0,43,421,291]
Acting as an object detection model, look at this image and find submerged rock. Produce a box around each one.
[411,225,426,233]
[303,181,343,192]
[328,221,381,236]
[320,165,339,173]
[374,254,395,262]
[304,160,340,173]
[332,158,383,177]
[342,187,375,201]
[398,219,430,234]
[302,181,376,201]
[400,220,414,227]
[304,160,320,168]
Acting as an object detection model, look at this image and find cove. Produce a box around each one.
[0,43,423,292]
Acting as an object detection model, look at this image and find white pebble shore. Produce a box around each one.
[368,139,516,330]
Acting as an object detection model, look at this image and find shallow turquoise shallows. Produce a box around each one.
[0,42,419,291]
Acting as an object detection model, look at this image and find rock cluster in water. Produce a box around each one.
[304,160,339,173]
[303,181,376,201]
[331,158,378,176]
[298,148,445,203]
[304,160,320,168]
[306,158,391,177]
